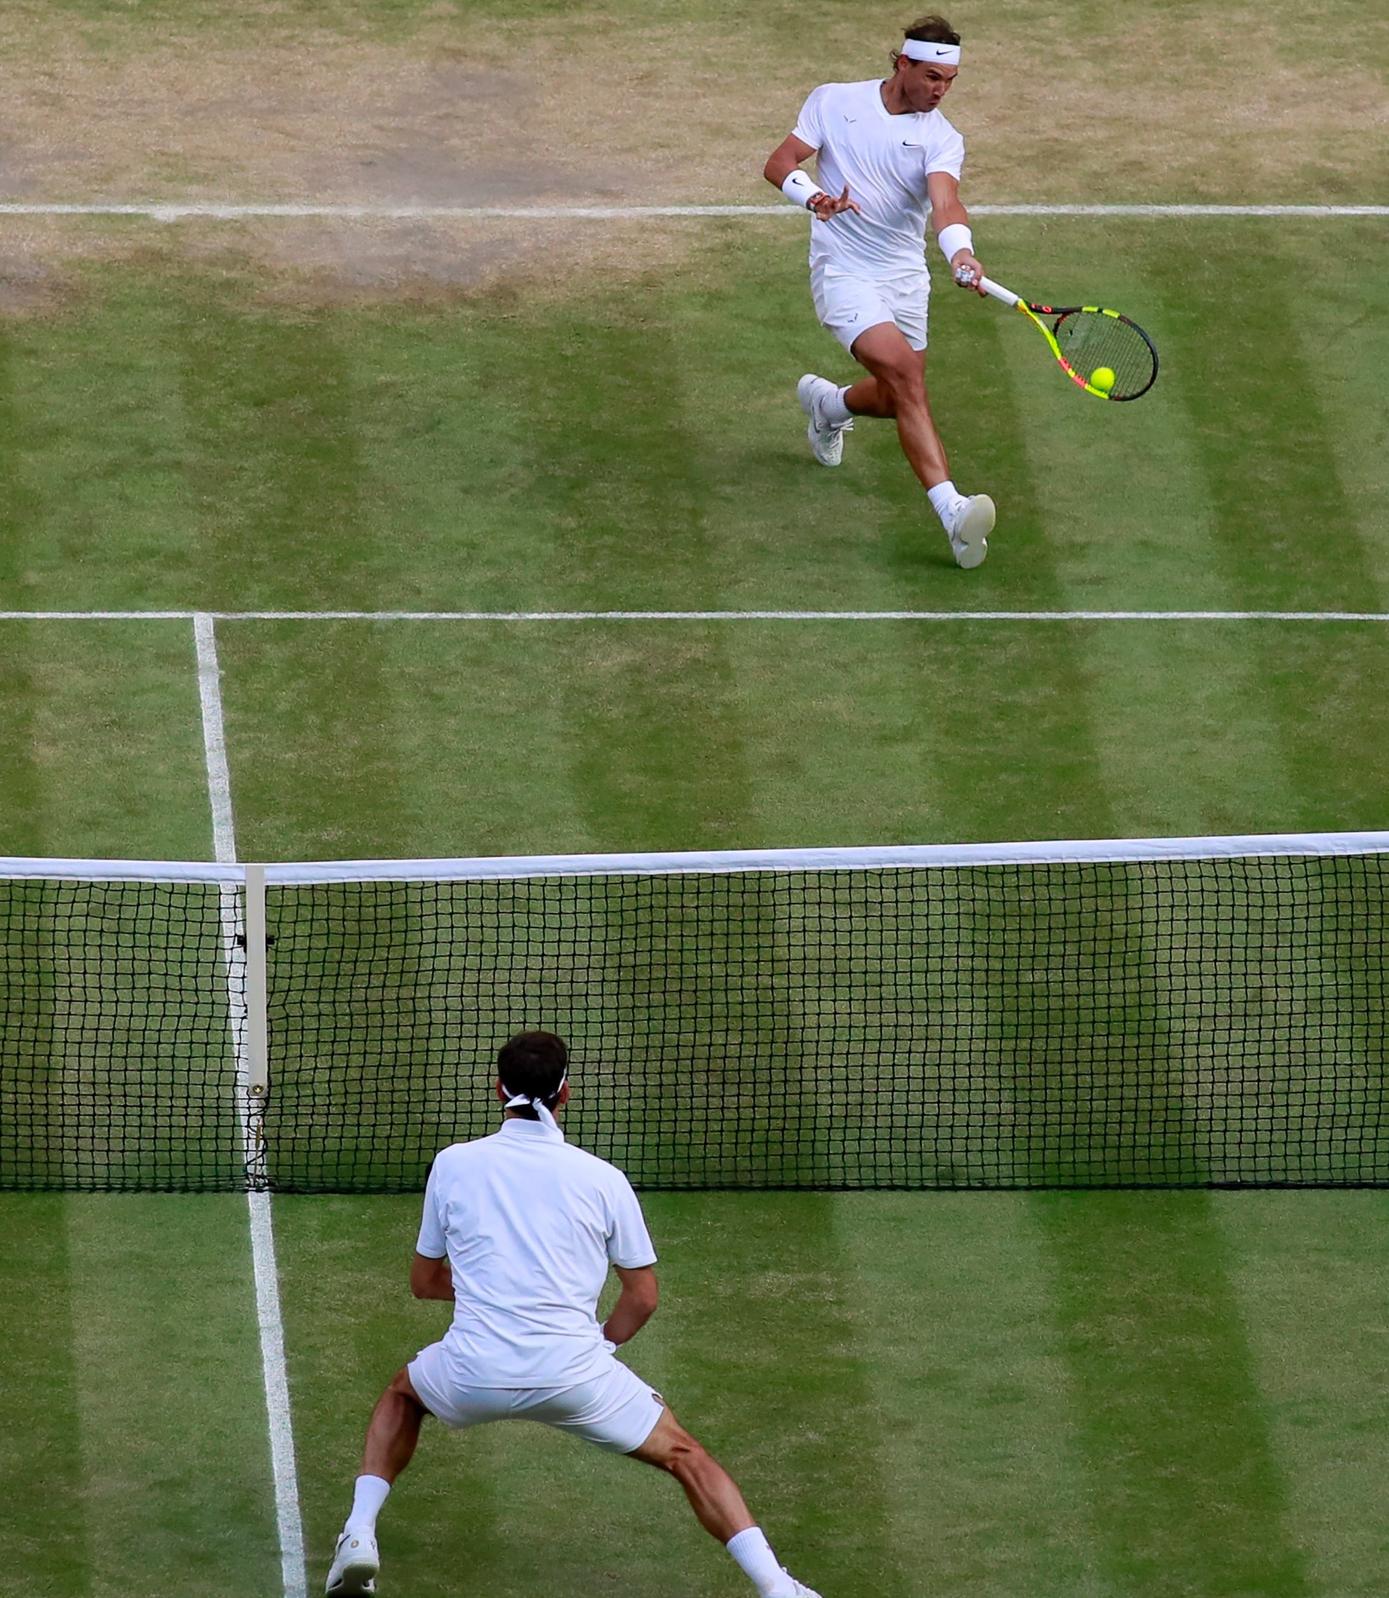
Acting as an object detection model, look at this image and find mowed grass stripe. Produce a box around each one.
[0,1197,91,1597]
[1033,1193,1311,1597]
[64,1197,284,1598]
[833,1194,1106,1597]
[0,271,201,608]
[1215,1193,1389,1597]
[1159,229,1380,615]
[1285,224,1389,590]
[176,289,374,611]
[0,334,44,834]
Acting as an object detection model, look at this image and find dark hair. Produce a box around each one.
[497,1030,569,1120]
[903,14,961,45]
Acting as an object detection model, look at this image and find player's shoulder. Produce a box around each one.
[427,1139,478,1174]
[925,107,965,144]
[430,1132,507,1170]
[556,1139,633,1186]
[806,77,882,104]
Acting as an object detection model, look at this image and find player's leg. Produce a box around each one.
[846,324,948,487]
[848,322,994,569]
[327,1366,428,1594]
[530,1361,821,1596]
[630,1408,821,1598]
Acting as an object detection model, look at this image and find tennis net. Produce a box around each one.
[1,832,1385,1192]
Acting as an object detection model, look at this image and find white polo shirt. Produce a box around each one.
[792,78,966,279]
[415,1117,657,1388]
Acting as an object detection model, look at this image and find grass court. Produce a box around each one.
[1,1,1387,1594]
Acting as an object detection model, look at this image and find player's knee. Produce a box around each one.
[389,1367,424,1407]
[666,1431,717,1485]
[881,363,925,404]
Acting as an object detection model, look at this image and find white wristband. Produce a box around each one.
[937,222,974,262]
[781,169,824,209]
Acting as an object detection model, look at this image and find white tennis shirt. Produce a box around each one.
[792,79,966,279]
[416,1117,658,1388]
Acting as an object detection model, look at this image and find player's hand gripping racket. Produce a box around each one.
[958,269,1159,401]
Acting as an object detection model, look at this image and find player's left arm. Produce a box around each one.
[410,1251,454,1301]
[927,170,986,296]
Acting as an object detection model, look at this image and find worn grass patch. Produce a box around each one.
[0,0,1381,302]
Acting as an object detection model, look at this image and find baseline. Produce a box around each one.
[0,202,1384,220]
[3,610,1389,623]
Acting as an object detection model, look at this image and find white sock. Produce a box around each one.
[345,1473,391,1536]
[821,384,853,426]
[926,479,966,528]
[726,1527,795,1597]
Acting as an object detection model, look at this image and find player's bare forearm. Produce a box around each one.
[604,1264,659,1345]
[926,170,986,293]
[409,1252,455,1301]
[763,132,817,190]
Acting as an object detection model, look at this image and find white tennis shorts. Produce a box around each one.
[408,1342,666,1454]
[810,265,930,353]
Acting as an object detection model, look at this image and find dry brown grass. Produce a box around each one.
[0,0,1382,309]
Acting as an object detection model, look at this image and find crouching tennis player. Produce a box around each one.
[326,1030,820,1598]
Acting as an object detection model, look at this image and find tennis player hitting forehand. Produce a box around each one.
[764,14,995,568]
[326,1031,821,1598]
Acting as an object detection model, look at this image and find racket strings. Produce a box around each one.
[1052,311,1157,399]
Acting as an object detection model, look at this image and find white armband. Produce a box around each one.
[781,169,825,209]
[937,222,974,262]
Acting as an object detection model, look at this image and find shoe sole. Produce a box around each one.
[327,1554,379,1596]
[952,495,995,569]
[327,1568,377,1597]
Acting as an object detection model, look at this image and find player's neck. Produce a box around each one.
[879,77,913,116]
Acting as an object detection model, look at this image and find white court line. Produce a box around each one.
[6,608,1389,622]
[0,201,1384,220]
[194,614,308,1598]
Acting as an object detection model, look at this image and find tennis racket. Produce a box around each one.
[960,270,1159,401]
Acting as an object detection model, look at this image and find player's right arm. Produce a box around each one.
[410,1251,454,1301]
[603,1264,659,1346]
[763,132,861,223]
[411,1157,453,1299]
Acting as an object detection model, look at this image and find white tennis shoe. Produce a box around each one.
[325,1529,379,1596]
[785,1578,824,1597]
[797,373,853,467]
[946,493,995,569]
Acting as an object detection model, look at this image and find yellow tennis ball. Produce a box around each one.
[1091,366,1116,393]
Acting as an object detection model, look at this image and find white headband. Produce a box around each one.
[504,1073,568,1132]
[900,37,961,65]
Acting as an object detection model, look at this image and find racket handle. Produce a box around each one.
[975,275,1020,307]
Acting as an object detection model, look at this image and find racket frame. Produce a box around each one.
[976,275,1158,401]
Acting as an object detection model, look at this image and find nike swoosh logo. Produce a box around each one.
[844,115,857,122]
[933,46,951,55]
[902,140,922,147]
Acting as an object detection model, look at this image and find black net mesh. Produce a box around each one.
[3,853,1386,1193]
[1053,309,1158,399]
[0,878,252,1191]
[262,854,1386,1192]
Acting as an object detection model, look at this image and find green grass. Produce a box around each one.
[2,218,1387,615]
[2,39,1388,1598]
